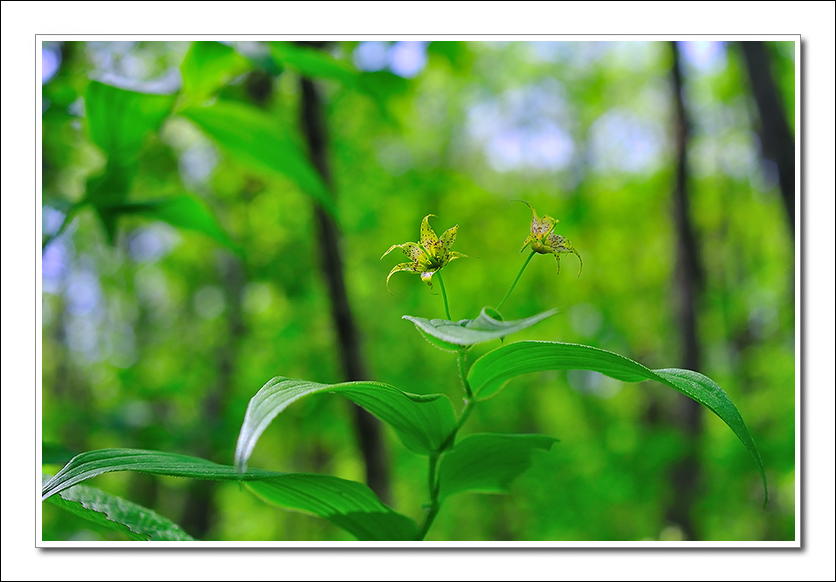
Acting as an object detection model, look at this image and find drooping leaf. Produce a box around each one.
[180,101,336,217]
[42,449,417,541]
[467,340,768,504]
[180,41,251,106]
[42,473,196,541]
[403,307,558,347]
[42,449,275,499]
[86,81,176,162]
[246,476,418,541]
[107,195,240,253]
[437,434,558,501]
[235,377,458,471]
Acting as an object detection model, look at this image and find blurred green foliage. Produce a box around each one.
[41,40,795,542]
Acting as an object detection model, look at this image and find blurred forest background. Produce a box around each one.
[40,39,796,542]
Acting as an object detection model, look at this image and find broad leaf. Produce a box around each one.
[235,377,458,471]
[268,42,406,121]
[246,476,418,541]
[403,307,558,347]
[180,101,336,218]
[438,434,558,501]
[42,474,195,541]
[42,449,417,541]
[180,41,250,106]
[108,195,240,252]
[86,81,176,162]
[467,341,768,504]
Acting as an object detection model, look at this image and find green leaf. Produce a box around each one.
[269,42,360,88]
[268,42,405,122]
[246,476,418,541]
[403,307,558,347]
[42,474,196,541]
[86,81,176,162]
[235,377,458,471]
[180,101,336,218]
[42,449,417,541]
[467,341,768,505]
[42,449,275,499]
[180,41,250,106]
[107,195,240,253]
[438,434,558,501]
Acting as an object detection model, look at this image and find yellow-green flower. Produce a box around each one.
[382,214,467,291]
[518,200,582,276]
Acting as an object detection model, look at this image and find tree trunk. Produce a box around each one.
[738,41,795,236]
[663,41,705,541]
[297,48,391,504]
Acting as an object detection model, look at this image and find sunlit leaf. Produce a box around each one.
[180,101,336,217]
[42,473,196,541]
[467,340,768,505]
[235,377,458,471]
[438,434,557,501]
[86,81,176,162]
[269,42,405,121]
[180,41,251,106]
[42,449,417,541]
[403,307,558,347]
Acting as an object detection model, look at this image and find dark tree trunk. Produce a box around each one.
[663,41,705,541]
[738,41,795,236]
[297,47,391,504]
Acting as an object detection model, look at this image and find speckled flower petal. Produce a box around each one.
[545,233,583,276]
[383,243,433,276]
[382,214,467,291]
[435,224,461,265]
[518,200,558,238]
[420,215,439,253]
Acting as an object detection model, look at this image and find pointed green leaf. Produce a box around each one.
[42,474,195,541]
[107,195,240,253]
[86,81,176,162]
[180,101,336,218]
[403,307,558,347]
[438,434,558,501]
[235,377,458,471]
[180,41,250,106]
[268,42,406,121]
[246,476,418,541]
[42,449,417,541]
[42,449,276,500]
[467,340,768,505]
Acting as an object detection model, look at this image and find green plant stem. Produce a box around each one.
[497,250,536,311]
[457,348,473,399]
[418,349,477,540]
[436,271,452,321]
[417,452,441,540]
